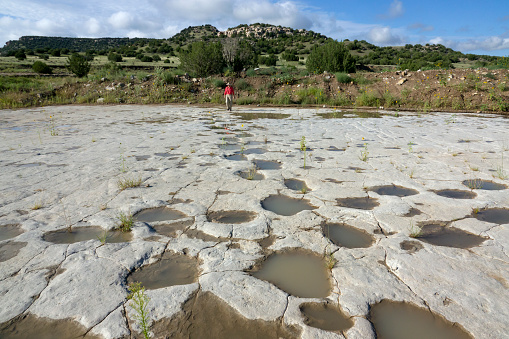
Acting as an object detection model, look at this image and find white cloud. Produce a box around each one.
[408,22,434,33]
[368,26,403,45]
[379,0,404,19]
[233,0,312,29]
[108,11,133,30]
[85,18,101,35]
[430,35,509,52]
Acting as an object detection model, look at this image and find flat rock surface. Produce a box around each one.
[0,105,508,338]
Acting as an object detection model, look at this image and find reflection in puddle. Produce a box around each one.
[317,111,382,119]
[284,179,310,192]
[43,227,132,244]
[253,160,281,170]
[127,252,199,290]
[225,154,248,161]
[462,179,507,190]
[369,300,473,339]
[336,197,379,210]
[400,240,424,253]
[0,314,100,339]
[237,169,265,180]
[207,210,257,224]
[417,223,487,248]
[250,251,331,298]
[261,195,316,216]
[233,112,291,120]
[474,208,509,224]
[243,148,266,155]
[435,189,477,199]
[300,302,353,332]
[153,291,300,338]
[152,219,195,237]
[0,224,23,241]
[135,207,187,223]
[0,241,27,262]
[322,223,374,248]
[369,185,419,197]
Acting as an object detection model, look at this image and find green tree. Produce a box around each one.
[108,52,123,62]
[15,50,26,60]
[66,53,91,77]
[179,41,225,76]
[306,41,356,74]
[32,61,52,74]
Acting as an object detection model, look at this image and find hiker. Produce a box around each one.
[224,83,234,111]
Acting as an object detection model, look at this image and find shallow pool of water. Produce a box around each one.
[435,189,477,199]
[225,154,248,161]
[284,179,310,192]
[369,300,473,339]
[0,224,23,242]
[0,241,27,262]
[300,302,353,332]
[127,252,199,290]
[474,208,509,224]
[135,207,187,223]
[462,179,507,190]
[207,210,257,224]
[261,195,316,216]
[42,227,132,244]
[322,223,374,248]
[250,251,331,298]
[233,112,291,120]
[369,185,419,197]
[253,159,282,170]
[0,314,100,339]
[417,224,487,248]
[336,197,379,210]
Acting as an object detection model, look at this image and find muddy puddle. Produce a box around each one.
[42,226,132,244]
[400,240,424,253]
[317,111,382,119]
[127,252,199,290]
[0,241,27,262]
[218,143,241,151]
[250,250,331,298]
[233,112,291,120]
[284,179,311,192]
[416,223,487,248]
[0,224,23,241]
[135,207,187,223]
[261,195,316,216]
[322,223,374,248]
[336,197,379,210]
[242,148,266,155]
[225,154,248,161]
[207,210,257,224]
[152,219,195,237]
[0,314,100,339]
[369,300,473,339]
[369,185,419,197]
[300,302,353,333]
[473,208,509,224]
[153,291,299,339]
[253,159,281,170]
[462,179,507,190]
[435,189,477,199]
[237,168,265,180]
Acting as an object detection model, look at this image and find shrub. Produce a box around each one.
[211,78,225,88]
[306,41,356,74]
[108,52,123,62]
[235,79,250,90]
[66,53,91,78]
[15,50,26,60]
[140,56,153,62]
[179,41,225,77]
[32,61,52,74]
[336,72,352,84]
[246,68,257,77]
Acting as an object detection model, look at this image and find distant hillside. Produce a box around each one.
[1,36,157,53]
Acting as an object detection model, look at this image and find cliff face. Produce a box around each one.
[220,24,324,39]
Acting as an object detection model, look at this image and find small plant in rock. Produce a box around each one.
[407,141,415,153]
[117,176,142,191]
[300,136,307,168]
[97,230,109,244]
[471,207,480,215]
[300,187,308,194]
[323,246,337,271]
[119,143,127,173]
[408,221,422,238]
[117,211,134,232]
[31,202,43,210]
[465,178,483,190]
[245,165,258,180]
[49,115,58,136]
[127,282,151,339]
[359,140,369,162]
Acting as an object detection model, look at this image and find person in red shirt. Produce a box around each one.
[224,83,234,111]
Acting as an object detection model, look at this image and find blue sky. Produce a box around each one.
[0,0,508,56]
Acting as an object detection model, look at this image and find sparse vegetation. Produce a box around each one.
[117,176,142,191]
[127,282,151,339]
[117,210,134,232]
